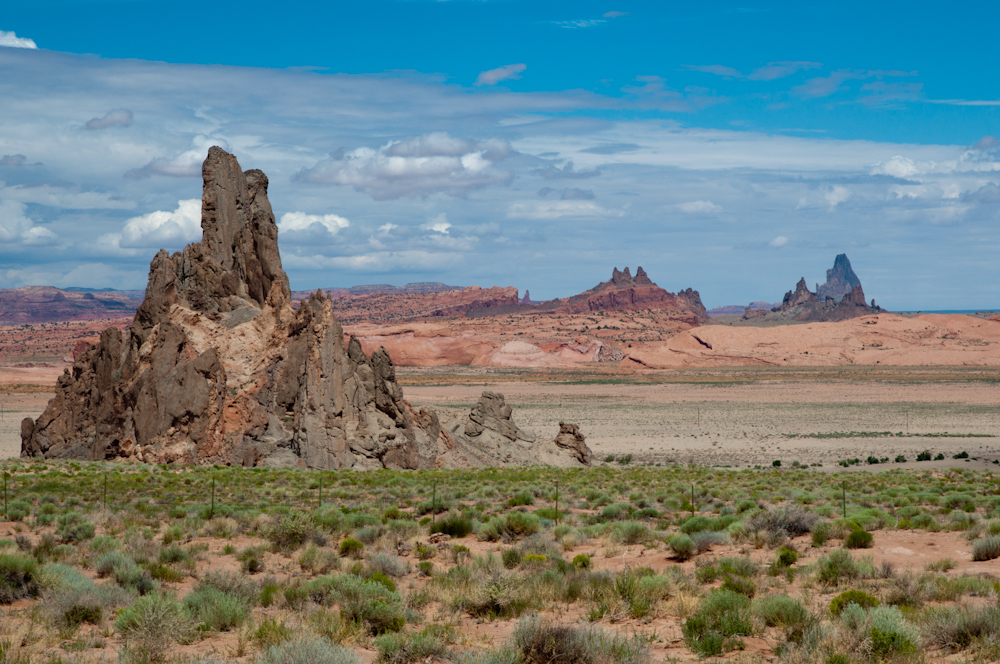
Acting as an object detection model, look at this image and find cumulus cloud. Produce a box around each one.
[296,132,514,200]
[117,199,202,248]
[0,200,57,246]
[532,161,601,179]
[475,63,526,86]
[676,200,722,214]
[0,31,37,49]
[422,213,451,234]
[769,235,788,247]
[278,211,350,244]
[0,154,26,167]
[825,186,851,207]
[871,155,921,179]
[126,135,230,178]
[85,109,134,130]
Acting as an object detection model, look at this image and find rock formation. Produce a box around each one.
[431,392,593,468]
[538,266,708,323]
[743,256,881,323]
[521,290,533,305]
[22,148,588,470]
[816,254,862,301]
[0,286,143,324]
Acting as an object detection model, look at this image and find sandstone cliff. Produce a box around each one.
[22,148,587,470]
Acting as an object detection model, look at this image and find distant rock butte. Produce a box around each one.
[816,254,862,301]
[538,266,708,322]
[21,148,587,470]
[743,255,881,323]
[328,286,520,324]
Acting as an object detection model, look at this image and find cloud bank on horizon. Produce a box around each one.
[0,2,999,310]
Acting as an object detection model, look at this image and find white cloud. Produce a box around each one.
[676,200,722,214]
[296,132,514,200]
[0,31,36,49]
[506,200,622,220]
[824,186,851,207]
[747,61,822,81]
[871,155,921,178]
[85,109,134,131]
[377,223,397,234]
[422,213,451,233]
[475,63,526,86]
[0,200,57,245]
[769,235,788,247]
[118,199,202,248]
[127,135,230,178]
[278,211,350,234]
[603,11,629,18]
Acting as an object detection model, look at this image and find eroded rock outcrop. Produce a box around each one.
[428,392,593,468]
[22,148,588,470]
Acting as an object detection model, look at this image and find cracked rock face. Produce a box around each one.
[21,148,437,469]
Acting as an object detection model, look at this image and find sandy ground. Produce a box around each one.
[0,390,50,458]
[406,379,1000,470]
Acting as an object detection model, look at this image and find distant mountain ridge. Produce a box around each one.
[0,286,144,324]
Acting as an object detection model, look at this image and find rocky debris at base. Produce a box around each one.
[429,392,594,468]
[554,422,591,465]
[21,149,588,470]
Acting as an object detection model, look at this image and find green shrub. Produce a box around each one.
[375,628,449,664]
[55,512,95,543]
[751,595,810,627]
[267,512,317,553]
[339,538,364,558]
[335,574,405,634]
[845,529,873,549]
[922,604,1000,651]
[776,547,799,567]
[721,575,756,598]
[114,593,192,664]
[0,553,40,603]
[680,515,713,534]
[507,491,534,507]
[817,550,862,586]
[972,535,1000,561]
[366,552,409,578]
[253,617,292,650]
[95,551,132,578]
[258,636,360,664]
[429,514,472,538]
[811,522,831,547]
[668,534,696,561]
[511,614,650,664]
[502,548,522,569]
[830,590,879,616]
[183,587,250,632]
[572,554,592,570]
[239,545,267,574]
[5,500,30,522]
[415,544,435,561]
[682,590,754,656]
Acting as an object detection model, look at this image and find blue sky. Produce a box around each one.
[1,0,998,309]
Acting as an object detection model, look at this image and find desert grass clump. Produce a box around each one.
[750,594,811,629]
[922,604,1000,651]
[299,543,340,575]
[838,604,919,661]
[334,574,406,635]
[375,627,450,664]
[0,552,40,603]
[115,592,193,664]
[257,635,360,664]
[666,534,696,561]
[366,552,410,578]
[267,512,317,553]
[511,614,650,664]
[972,535,1000,561]
[845,528,874,549]
[339,537,364,559]
[184,586,251,632]
[43,564,133,631]
[829,589,879,616]
[682,589,754,656]
[430,513,473,538]
[55,512,95,543]
[746,504,819,542]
